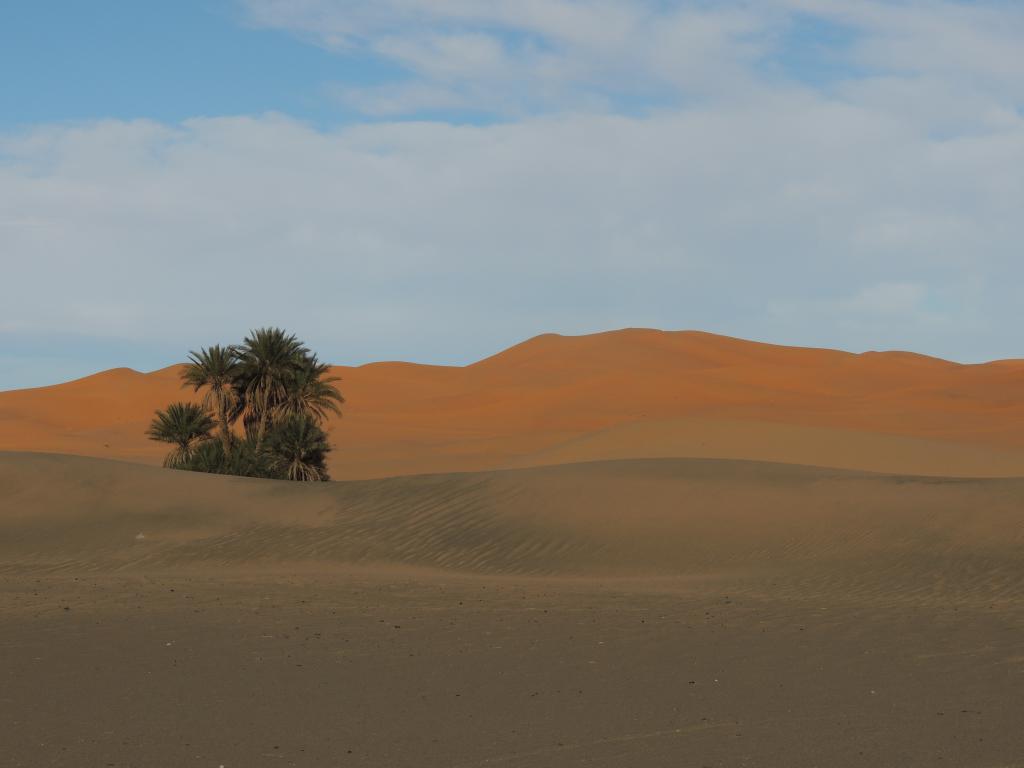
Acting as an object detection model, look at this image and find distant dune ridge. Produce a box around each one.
[3,328,1024,479]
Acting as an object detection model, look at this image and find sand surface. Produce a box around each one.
[4,328,1024,479]
[2,452,1023,767]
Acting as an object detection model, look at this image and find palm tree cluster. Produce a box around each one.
[146,328,343,481]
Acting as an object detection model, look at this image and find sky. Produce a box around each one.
[2,0,1023,390]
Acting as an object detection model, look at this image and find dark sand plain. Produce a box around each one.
[2,452,1024,767]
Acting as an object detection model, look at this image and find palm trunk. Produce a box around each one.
[255,406,269,452]
[217,397,232,456]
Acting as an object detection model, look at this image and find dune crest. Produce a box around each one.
[3,328,1024,479]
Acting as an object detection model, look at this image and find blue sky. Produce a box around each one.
[2,1,1024,389]
[0,1,864,128]
[0,1,401,129]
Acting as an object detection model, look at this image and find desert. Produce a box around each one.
[6,329,1024,479]
[6,2,1024,764]
[3,330,1024,766]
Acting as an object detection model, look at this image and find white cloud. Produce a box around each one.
[790,0,1024,86]
[242,0,1024,116]
[374,32,509,79]
[2,94,1022,373]
[242,0,782,114]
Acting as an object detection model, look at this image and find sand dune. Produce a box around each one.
[4,451,1023,593]
[506,417,1024,477]
[3,329,1024,479]
[4,452,1024,767]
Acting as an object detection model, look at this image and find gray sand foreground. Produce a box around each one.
[1,453,1023,766]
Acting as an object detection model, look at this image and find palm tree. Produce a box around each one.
[184,437,268,477]
[181,344,240,455]
[148,328,342,481]
[235,328,308,449]
[146,402,215,468]
[263,414,332,481]
[278,354,344,425]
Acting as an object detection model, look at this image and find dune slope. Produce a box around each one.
[3,329,1024,478]
[4,452,1024,767]
[3,452,1023,598]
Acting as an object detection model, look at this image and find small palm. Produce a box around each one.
[264,414,332,481]
[146,402,216,468]
[181,344,241,452]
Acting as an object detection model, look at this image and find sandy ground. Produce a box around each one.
[2,452,1023,767]
[4,328,1024,479]
[3,574,1022,768]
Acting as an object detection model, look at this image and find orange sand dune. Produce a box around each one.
[3,328,1024,479]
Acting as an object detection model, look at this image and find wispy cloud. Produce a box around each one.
[241,0,779,115]
[241,0,1024,117]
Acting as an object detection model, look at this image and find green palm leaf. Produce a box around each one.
[146,402,216,468]
[263,414,332,481]
[235,328,309,449]
[181,344,241,453]
[276,354,345,424]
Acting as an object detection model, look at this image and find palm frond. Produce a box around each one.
[235,328,310,447]
[276,353,345,424]
[146,402,216,468]
[263,414,332,481]
[180,344,242,453]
